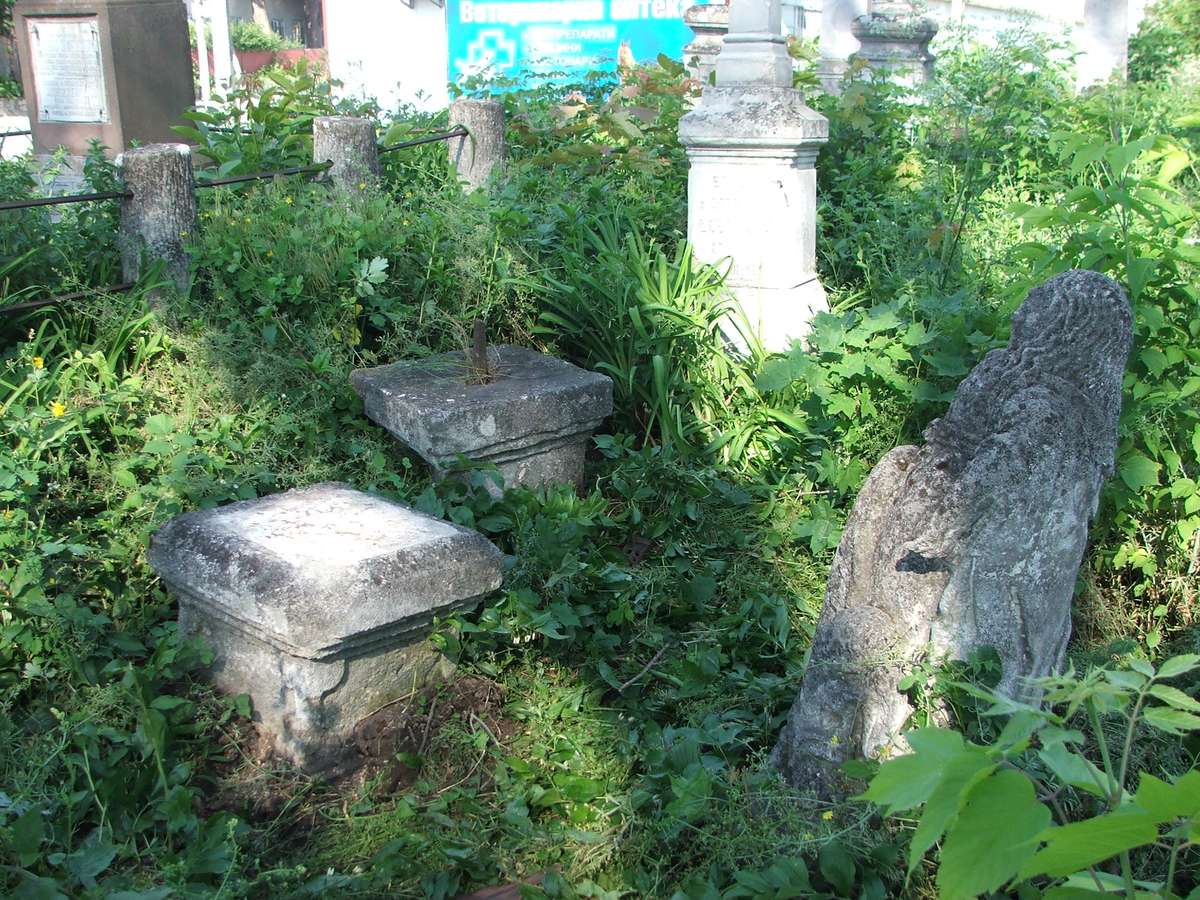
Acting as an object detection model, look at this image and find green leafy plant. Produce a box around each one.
[862,654,1200,899]
[173,61,340,175]
[1010,132,1200,621]
[229,19,300,52]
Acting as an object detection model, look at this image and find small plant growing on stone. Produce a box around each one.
[465,317,495,385]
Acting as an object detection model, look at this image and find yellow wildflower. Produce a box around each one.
[284,196,293,205]
[357,182,366,191]
[50,400,67,417]
[821,810,834,821]
[179,229,189,238]
[32,356,44,370]
[2,509,12,519]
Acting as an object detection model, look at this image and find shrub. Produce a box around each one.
[863,654,1200,899]
[229,19,299,52]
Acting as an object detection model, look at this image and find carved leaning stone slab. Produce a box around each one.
[351,345,613,493]
[771,270,1133,796]
[147,482,504,772]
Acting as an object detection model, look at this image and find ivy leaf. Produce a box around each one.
[937,770,1050,900]
[859,728,964,813]
[1126,257,1157,303]
[1138,347,1169,378]
[1142,706,1200,735]
[1037,743,1109,798]
[1157,654,1200,679]
[1119,452,1160,491]
[11,807,45,867]
[1148,684,1200,712]
[63,830,118,888]
[1134,771,1200,823]
[818,840,856,896]
[11,873,68,900]
[1019,810,1159,879]
[907,746,995,875]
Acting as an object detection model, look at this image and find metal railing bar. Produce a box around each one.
[378,126,467,154]
[0,281,136,317]
[0,190,132,212]
[194,159,333,188]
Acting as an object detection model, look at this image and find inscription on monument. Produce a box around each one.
[28,17,109,124]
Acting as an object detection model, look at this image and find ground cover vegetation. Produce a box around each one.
[1,13,1199,898]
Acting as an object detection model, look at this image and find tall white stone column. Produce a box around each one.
[678,0,829,351]
[817,0,869,92]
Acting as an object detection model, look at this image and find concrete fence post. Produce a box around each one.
[448,99,506,192]
[119,142,197,293]
[313,116,381,193]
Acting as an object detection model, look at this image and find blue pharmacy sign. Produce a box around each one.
[447,0,704,86]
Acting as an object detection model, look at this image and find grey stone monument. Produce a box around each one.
[148,482,504,772]
[849,0,938,89]
[678,0,829,352]
[683,2,730,84]
[13,0,194,167]
[771,270,1133,797]
[352,345,613,493]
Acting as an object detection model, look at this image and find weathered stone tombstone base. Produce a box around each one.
[351,345,613,494]
[148,482,503,772]
[679,86,830,350]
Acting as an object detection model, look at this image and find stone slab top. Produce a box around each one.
[350,345,614,463]
[684,3,730,26]
[679,86,829,149]
[148,482,503,660]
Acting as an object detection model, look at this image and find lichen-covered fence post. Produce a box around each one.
[313,115,381,193]
[448,99,506,192]
[119,142,197,294]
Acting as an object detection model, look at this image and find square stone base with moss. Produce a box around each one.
[147,482,504,772]
[351,345,613,492]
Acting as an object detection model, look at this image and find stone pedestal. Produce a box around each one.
[313,116,380,193]
[351,346,613,494]
[678,0,829,351]
[147,483,504,772]
[13,0,195,162]
[683,3,730,84]
[849,2,937,90]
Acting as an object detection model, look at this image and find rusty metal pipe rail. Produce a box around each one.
[378,126,467,154]
[194,159,333,189]
[0,190,131,212]
[0,282,135,317]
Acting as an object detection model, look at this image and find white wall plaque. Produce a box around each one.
[28,17,109,124]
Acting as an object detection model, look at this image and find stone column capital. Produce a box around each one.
[679,86,829,152]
